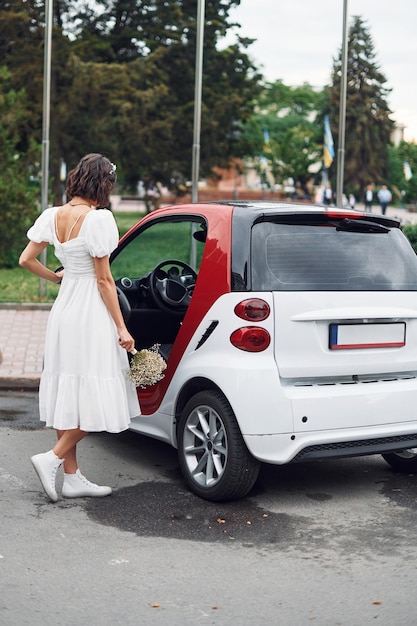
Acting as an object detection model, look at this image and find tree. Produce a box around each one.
[0,0,262,197]
[240,80,324,190]
[55,52,175,187]
[53,0,261,190]
[328,16,394,196]
[0,68,41,268]
[399,141,417,204]
[388,141,417,205]
[0,0,45,149]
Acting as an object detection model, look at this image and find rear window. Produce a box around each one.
[251,221,417,291]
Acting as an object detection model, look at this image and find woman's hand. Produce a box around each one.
[118,328,135,352]
[54,269,65,284]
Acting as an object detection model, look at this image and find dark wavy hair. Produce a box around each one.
[66,153,117,207]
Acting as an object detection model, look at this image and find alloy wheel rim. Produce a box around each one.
[183,405,228,487]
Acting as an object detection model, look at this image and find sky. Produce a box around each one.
[224,0,417,141]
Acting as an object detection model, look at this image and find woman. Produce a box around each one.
[19,153,140,502]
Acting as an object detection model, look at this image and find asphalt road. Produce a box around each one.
[1,390,417,625]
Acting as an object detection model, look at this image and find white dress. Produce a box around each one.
[27,207,140,432]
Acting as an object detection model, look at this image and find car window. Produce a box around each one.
[251,221,417,291]
[111,219,206,280]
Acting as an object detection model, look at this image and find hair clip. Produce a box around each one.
[109,162,117,175]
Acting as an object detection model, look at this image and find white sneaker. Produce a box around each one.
[31,450,64,502]
[62,469,112,498]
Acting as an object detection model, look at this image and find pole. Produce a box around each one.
[39,0,53,296]
[190,0,205,268]
[336,0,348,208]
[191,0,205,203]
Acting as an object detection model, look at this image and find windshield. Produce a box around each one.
[251,221,417,291]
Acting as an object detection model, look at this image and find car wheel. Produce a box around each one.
[177,390,260,502]
[382,449,417,472]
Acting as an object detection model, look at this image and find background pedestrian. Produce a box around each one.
[377,184,392,215]
[364,183,374,211]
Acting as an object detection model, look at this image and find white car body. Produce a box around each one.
[131,290,417,462]
[113,202,417,500]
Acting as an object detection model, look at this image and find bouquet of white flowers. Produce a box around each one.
[127,344,167,388]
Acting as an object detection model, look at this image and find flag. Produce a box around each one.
[404,161,413,181]
[323,115,335,169]
[263,128,272,153]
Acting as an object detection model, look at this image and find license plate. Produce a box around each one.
[329,322,406,350]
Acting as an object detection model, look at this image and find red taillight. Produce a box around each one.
[234,298,270,322]
[326,210,362,219]
[230,326,271,352]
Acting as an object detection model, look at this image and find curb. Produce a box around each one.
[0,302,53,310]
[0,378,40,391]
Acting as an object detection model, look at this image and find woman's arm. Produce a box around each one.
[93,255,135,352]
[19,242,63,283]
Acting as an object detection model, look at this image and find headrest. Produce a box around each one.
[193,228,207,242]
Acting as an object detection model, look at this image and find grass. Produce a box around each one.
[0,211,145,304]
[111,220,204,279]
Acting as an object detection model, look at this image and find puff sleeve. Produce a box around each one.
[27,208,55,244]
[84,209,119,258]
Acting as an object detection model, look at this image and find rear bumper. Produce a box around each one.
[243,423,417,464]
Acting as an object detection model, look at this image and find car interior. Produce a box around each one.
[111,218,207,361]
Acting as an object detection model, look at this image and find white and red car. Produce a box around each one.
[112,201,417,501]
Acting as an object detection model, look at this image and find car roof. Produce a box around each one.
[213,200,401,227]
[131,201,401,231]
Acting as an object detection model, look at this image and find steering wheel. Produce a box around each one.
[116,286,131,322]
[149,260,197,314]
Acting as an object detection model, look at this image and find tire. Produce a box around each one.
[177,390,260,502]
[382,449,417,472]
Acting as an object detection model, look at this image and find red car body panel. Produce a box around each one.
[118,203,234,415]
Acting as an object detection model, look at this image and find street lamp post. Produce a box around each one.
[336,0,349,208]
[190,0,205,268]
[39,0,53,296]
[191,0,205,203]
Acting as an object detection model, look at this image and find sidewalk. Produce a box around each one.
[0,304,51,389]
[1,204,417,390]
